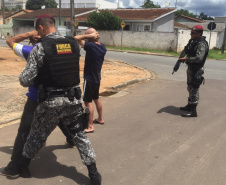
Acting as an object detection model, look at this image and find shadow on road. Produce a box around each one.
[0,145,90,184]
[157,105,182,116]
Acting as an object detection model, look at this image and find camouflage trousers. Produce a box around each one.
[22,97,96,166]
[187,67,204,105]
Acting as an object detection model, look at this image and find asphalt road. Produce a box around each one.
[0,42,226,185]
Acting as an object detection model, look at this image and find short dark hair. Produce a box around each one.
[36,17,55,30]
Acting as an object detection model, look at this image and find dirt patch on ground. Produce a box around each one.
[0,47,150,123]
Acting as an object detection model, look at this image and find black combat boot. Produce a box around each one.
[180,104,191,111]
[87,163,102,185]
[17,156,31,178]
[182,104,197,117]
[180,98,191,111]
[0,161,19,178]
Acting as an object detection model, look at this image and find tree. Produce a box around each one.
[44,0,57,8]
[26,0,45,10]
[12,5,22,11]
[26,0,57,10]
[198,12,214,20]
[86,10,122,30]
[141,0,161,8]
[175,9,196,18]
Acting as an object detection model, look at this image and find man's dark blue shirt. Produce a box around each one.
[84,41,107,83]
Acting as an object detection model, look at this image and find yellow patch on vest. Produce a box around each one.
[56,44,72,54]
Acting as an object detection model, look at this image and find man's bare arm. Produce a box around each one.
[74,32,99,47]
[6,30,38,49]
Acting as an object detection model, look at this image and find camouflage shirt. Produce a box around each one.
[186,37,209,64]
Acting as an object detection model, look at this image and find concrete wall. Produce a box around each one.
[216,28,225,49]
[154,13,174,32]
[95,30,177,51]
[177,29,218,52]
[79,29,219,52]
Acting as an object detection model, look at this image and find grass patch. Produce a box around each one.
[208,49,226,60]
[106,46,178,57]
[106,46,226,60]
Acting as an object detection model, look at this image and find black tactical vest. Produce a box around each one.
[34,36,80,88]
[186,36,209,68]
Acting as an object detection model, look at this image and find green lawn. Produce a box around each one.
[106,46,226,60]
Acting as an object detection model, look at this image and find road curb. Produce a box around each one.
[104,58,156,91]
[107,48,177,58]
[106,48,226,61]
[0,116,21,126]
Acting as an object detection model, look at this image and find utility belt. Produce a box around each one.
[38,85,81,103]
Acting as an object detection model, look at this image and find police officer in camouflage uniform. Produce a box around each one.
[18,15,101,185]
[179,25,209,117]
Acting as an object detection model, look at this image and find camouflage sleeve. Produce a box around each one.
[19,43,45,87]
[186,42,207,63]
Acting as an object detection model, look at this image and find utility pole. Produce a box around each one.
[59,0,61,26]
[2,0,5,24]
[221,20,226,54]
[118,0,120,9]
[175,0,177,7]
[70,0,75,36]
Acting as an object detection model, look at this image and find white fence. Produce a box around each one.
[97,30,178,52]
[86,29,219,52]
[3,26,221,52]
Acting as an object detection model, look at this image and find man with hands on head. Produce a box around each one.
[75,28,107,133]
[0,29,79,178]
[0,30,41,178]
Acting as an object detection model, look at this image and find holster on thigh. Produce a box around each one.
[67,107,90,134]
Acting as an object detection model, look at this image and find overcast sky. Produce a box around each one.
[110,0,226,17]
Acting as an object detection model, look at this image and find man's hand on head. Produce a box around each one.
[90,32,100,40]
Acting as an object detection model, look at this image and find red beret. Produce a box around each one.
[36,14,55,28]
[191,25,203,31]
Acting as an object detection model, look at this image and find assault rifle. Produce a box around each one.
[172,50,186,74]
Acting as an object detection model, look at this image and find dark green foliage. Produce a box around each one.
[26,0,45,10]
[26,0,57,10]
[140,0,161,8]
[175,9,214,20]
[86,10,122,30]
[198,12,214,20]
[175,9,196,18]
[12,5,22,11]
[44,0,58,8]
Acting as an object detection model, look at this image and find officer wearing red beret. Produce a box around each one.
[179,25,209,117]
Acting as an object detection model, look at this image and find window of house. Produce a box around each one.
[144,25,151,31]
[137,25,144,32]
[124,25,130,31]
[137,24,151,32]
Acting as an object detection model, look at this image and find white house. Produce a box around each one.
[55,0,117,9]
[4,0,27,10]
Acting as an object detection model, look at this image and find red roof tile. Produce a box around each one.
[76,8,176,21]
[174,21,191,29]
[14,8,96,19]
[175,14,204,23]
